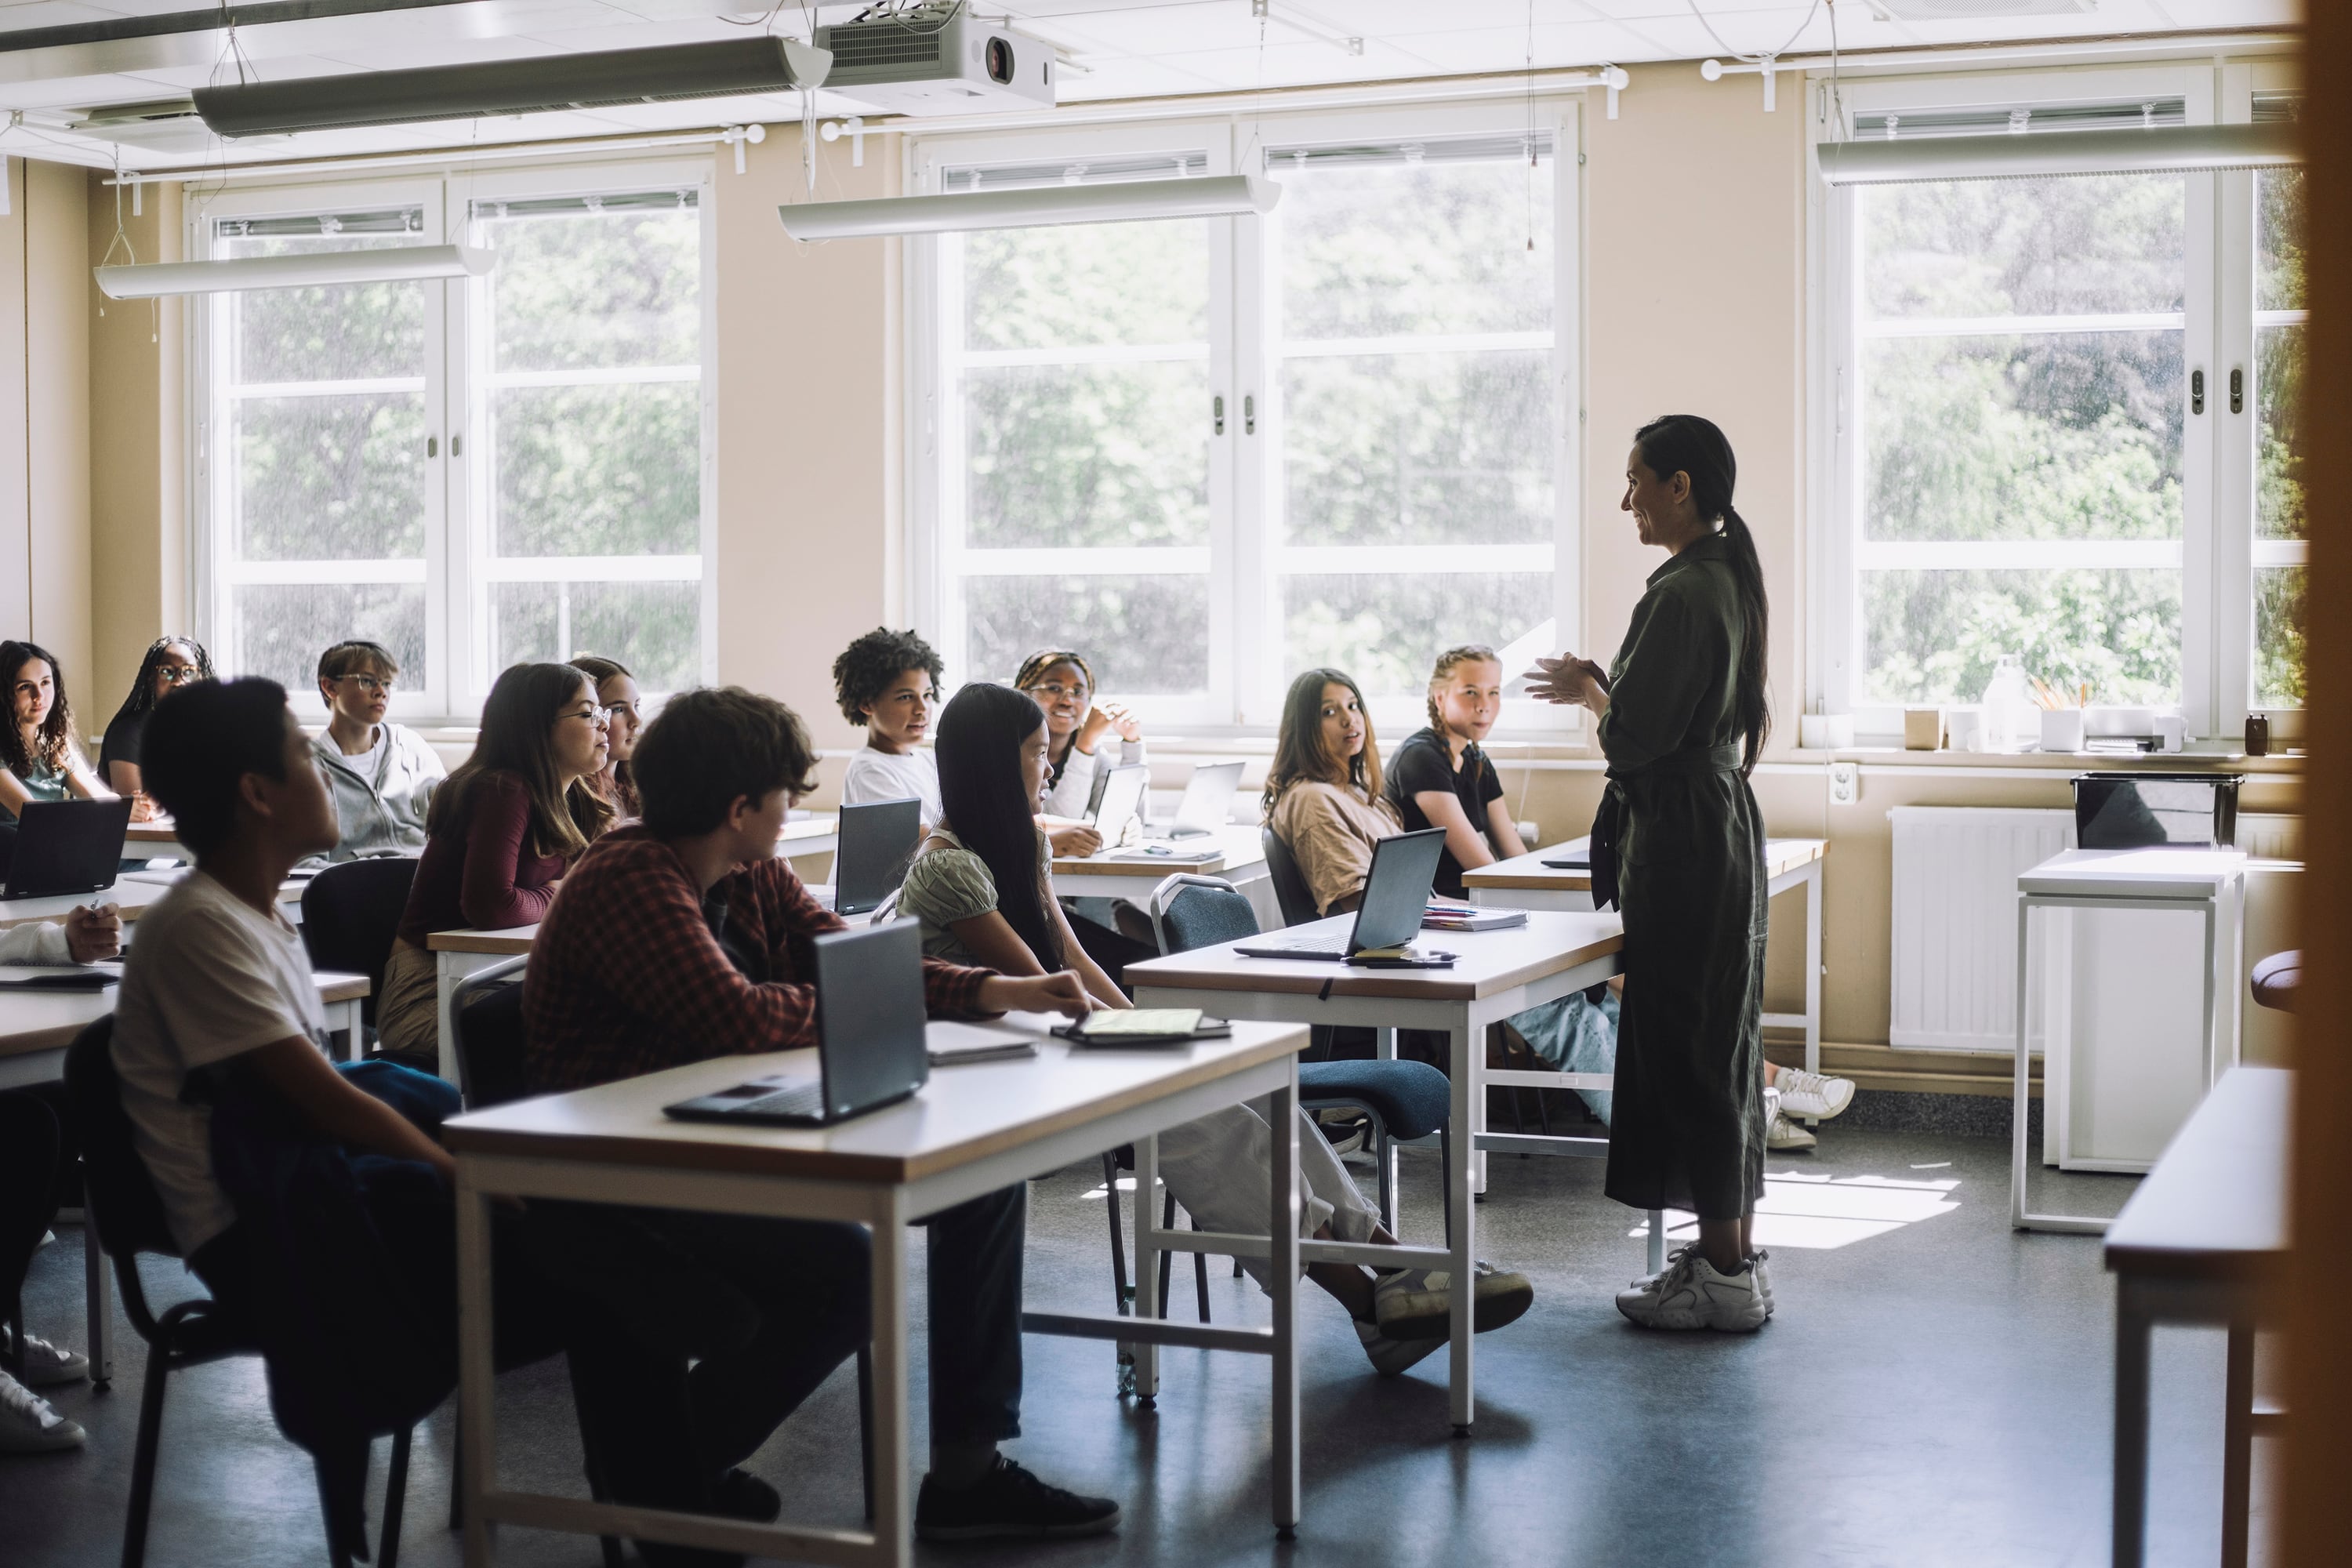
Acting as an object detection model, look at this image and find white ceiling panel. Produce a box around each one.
[1056,55,1229,100]
[1375,20,1669,73]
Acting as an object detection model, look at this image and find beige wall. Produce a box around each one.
[0,158,93,700]
[1,160,28,637]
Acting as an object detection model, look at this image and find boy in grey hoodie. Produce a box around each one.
[310,641,446,861]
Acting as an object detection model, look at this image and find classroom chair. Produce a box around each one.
[1260,828,1319,929]
[448,960,877,1532]
[64,1017,415,1568]
[299,855,419,1036]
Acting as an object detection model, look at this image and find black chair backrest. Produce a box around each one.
[452,956,532,1110]
[64,1016,182,1265]
[1261,826,1319,928]
[300,856,419,1024]
[1159,880,1260,954]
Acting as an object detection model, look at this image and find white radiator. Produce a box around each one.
[1889,807,2073,1052]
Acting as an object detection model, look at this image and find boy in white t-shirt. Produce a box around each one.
[111,677,456,1291]
[832,626,944,829]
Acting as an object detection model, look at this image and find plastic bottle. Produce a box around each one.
[1979,654,2038,753]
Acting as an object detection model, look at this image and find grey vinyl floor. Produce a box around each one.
[2,1118,2274,1567]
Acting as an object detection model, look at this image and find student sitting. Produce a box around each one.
[0,641,115,826]
[311,640,447,861]
[0,904,121,1454]
[1012,648,1141,845]
[1385,645,1527,901]
[568,655,643,821]
[519,684,1117,1549]
[897,681,1531,1371]
[833,626,943,827]
[98,636,212,813]
[375,662,612,1069]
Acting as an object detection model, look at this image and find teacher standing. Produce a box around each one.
[1529,414,1773,1333]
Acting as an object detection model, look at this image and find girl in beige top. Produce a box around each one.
[1261,668,1403,915]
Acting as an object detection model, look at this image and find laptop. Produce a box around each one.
[833,797,923,917]
[1088,764,1148,841]
[663,918,932,1126]
[1233,828,1446,960]
[4,798,134,901]
[1146,760,1244,840]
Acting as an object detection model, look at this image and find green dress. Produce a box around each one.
[1592,531,1769,1221]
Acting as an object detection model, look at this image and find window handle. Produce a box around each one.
[2230,366,2244,415]
[1244,394,1256,435]
[2190,368,2204,416]
[1213,394,1225,436]
[426,434,438,457]
[452,433,463,457]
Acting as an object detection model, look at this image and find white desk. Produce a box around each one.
[2012,848,2248,1234]
[778,813,840,868]
[0,873,308,933]
[444,1014,1313,1566]
[1053,825,1276,930]
[427,925,536,1082]
[122,819,188,860]
[1463,837,1828,1112]
[0,970,371,1388]
[1127,911,1624,1433]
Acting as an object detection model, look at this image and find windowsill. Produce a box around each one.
[1787,742,2307,774]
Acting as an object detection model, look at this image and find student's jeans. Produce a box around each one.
[1156,1103,1380,1293]
[531,1181,1027,1508]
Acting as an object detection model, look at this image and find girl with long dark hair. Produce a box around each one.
[0,641,114,826]
[568,654,643,821]
[898,681,1521,1373]
[374,662,613,1068]
[1528,413,1775,1331]
[99,635,212,808]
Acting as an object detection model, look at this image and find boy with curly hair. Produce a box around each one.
[832,626,946,827]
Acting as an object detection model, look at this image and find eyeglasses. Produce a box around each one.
[157,665,202,685]
[338,673,396,695]
[1024,681,1090,702]
[564,706,610,729]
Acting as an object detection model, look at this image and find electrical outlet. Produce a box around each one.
[1828,762,1860,807]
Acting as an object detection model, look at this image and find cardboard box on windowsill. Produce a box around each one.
[1903,706,1946,751]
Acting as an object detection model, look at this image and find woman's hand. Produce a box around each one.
[978,971,1093,1022]
[128,792,160,823]
[1098,702,1142,744]
[1047,822,1103,858]
[67,904,122,964]
[1525,655,1611,714]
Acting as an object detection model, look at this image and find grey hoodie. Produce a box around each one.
[311,723,447,861]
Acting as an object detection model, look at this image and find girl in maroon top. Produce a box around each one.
[374,662,613,1069]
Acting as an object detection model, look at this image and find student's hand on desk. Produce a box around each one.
[978,970,1092,1022]
[127,793,160,823]
[1047,822,1103,858]
[67,904,122,964]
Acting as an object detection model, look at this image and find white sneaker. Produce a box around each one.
[1614,1245,1769,1332]
[1772,1067,1855,1120]
[1766,1112,1817,1152]
[1751,1248,1775,1314]
[0,1371,84,1454]
[1355,1319,1444,1378]
[1372,1261,1536,1341]
[1,1330,89,1389]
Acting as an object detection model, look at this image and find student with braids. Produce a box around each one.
[98,635,212,809]
[1528,413,1777,1331]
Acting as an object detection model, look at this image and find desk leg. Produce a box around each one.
[2223,1318,2255,1568]
[83,1218,111,1386]
[1448,1023,1476,1435]
[456,1174,497,1568]
[1802,861,1823,1125]
[1374,1029,1400,1226]
[2201,900,2220,1093]
[1131,1135,1161,1403]
[2112,1291,2150,1568]
[436,953,460,1083]
[2012,894,2032,1232]
[869,1195,913,1568]
[1269,1062,1301,1539]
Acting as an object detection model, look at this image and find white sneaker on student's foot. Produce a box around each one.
[1751,1248,1775,1314]
[1372,1261,1535,1341]
[1766,1111,1817,1151]
[1772,1067,1856,1120]
[1355,1319,1444,1377]
[0,1330,89,1389]
[0,1372,83,1454]
[1613,1245,1769,1332]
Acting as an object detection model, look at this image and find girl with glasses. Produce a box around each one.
[98,636,213,817]
[374,662,613,1070]
[1009,648,1144,848]
[568,654,644,822]
[310,639,448,860]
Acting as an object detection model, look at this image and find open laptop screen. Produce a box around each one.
[812,918,932,1117]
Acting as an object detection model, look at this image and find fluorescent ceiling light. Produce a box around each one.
[94,245,495,300]
[779,173,1279,241]
[1819,122,2298,187]
[192,38,831,139]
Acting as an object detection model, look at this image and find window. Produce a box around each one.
[913,107,1577,731]
[197,164,715,717]
[1816,64,2306,739]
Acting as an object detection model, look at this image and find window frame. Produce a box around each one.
[1807,58,2303,743]
[905,98,1585,739]
[189,156,719,724]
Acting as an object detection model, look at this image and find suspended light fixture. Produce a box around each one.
[95,244,495,300]
[1818,122,2297,186]
[779,173,1279,241]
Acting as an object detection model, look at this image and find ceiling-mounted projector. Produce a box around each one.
[816,5,1054,115]
[192,37,832,139]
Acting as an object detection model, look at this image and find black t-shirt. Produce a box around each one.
[1384,728,1504,898]
[99,710,147,786]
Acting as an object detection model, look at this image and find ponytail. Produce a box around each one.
[1632,414,1772,776]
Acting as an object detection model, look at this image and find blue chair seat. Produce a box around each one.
[1299,1060,1449,1142]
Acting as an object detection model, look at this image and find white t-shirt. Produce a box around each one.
[111,869,329,1256]
[842,746,942,828]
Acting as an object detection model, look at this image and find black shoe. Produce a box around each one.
[914,1456,1120,1541]
[711,1468,781,1524]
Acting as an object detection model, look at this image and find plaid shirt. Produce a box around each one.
[521,824,994,1094]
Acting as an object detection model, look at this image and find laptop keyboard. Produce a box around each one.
[738,1080,827,1119]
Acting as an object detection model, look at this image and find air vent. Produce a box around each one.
[1874,0,2097,17]
[827,26,947,71]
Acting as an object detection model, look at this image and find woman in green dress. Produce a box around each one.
[1528,415,1773,1333]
